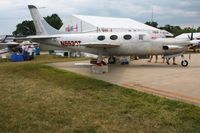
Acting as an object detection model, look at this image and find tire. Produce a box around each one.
[181,60,188,67]
[108,57,116,64]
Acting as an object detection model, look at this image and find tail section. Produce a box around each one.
[28,5,63,35]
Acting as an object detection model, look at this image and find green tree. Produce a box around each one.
[159,25,182,36]
[44,14,63,30]
[197,27,200,32]
[13,20,36,36]
[145,21,158,28]
[182,27,196,33]
[13,14,63,36]
[145,21,199,36]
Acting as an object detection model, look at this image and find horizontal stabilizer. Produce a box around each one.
[0,42,19,45]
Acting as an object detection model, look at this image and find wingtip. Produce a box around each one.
[28,5,37,9]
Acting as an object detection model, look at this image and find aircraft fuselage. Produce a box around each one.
[37,32,190,56]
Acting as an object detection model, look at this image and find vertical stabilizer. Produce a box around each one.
[28,5,63,35]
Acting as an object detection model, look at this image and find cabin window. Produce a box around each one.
[110,35,118,40]
[139,34,144,40]
[124,34,132,40]
[97,35,105,41]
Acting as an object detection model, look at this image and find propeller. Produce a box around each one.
[191,32,194,40]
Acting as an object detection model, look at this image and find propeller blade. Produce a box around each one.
[191,32,194,40]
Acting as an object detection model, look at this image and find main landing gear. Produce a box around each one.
[90,55,107,66]
[108,56,116,64]
[90,55,108,74]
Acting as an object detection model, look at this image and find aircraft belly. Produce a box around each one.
[163,47,187,55]
[37,39,188,57]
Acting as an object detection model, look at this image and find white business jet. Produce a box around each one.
[21,5,200,67]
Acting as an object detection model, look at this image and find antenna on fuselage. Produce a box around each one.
[151,7,154,22]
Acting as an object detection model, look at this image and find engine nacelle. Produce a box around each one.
[163,45,183,50]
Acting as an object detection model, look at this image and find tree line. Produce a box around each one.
[13,14,63,36]
[13,14,200,37]
[145,21,200,37]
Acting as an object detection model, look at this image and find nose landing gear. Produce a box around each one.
[181,60,188,67]
[181,55,188,67]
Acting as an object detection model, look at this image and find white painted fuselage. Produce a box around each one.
[36,32,190,56]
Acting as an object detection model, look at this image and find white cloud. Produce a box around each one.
[153,5,199,17]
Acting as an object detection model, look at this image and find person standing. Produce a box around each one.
[166,57,177,65]
[148,55,158,63]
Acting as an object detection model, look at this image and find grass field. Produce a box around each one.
[0,55,200,132]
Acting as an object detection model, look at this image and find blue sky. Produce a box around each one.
[0,0,199,34]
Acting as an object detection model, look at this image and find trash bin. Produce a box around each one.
[36,47,40,55]
[11,53,24,62]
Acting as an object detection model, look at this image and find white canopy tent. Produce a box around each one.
[62,15,173,37]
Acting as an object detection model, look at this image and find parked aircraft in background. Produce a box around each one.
[0,48,9,59]
[0,35,39,55]
[176,33,200,40]
[175,33,200,51]
[18,5,200,67]
[0,35,19,52]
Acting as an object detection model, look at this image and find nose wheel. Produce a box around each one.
[181,60,188,67]
[181,55,188,67]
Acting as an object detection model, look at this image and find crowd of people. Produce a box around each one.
[148,55,177,65]
[12,44,40,61]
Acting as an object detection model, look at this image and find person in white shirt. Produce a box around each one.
[27,45,35,60]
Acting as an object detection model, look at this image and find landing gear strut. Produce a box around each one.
[108,56,116,64]
[96,54,107,66]
[90,54,108,74]
[181,55,188,67]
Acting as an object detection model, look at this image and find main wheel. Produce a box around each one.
[108,57,116,64]
[181,60,188,67]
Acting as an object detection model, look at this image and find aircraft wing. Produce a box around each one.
[0,42,19,45]
[81,42,120,48]
[16,35,59,40]
[0,48,9,55]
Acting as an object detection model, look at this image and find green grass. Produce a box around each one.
[0,54,88,63]
[0,55,200,132]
